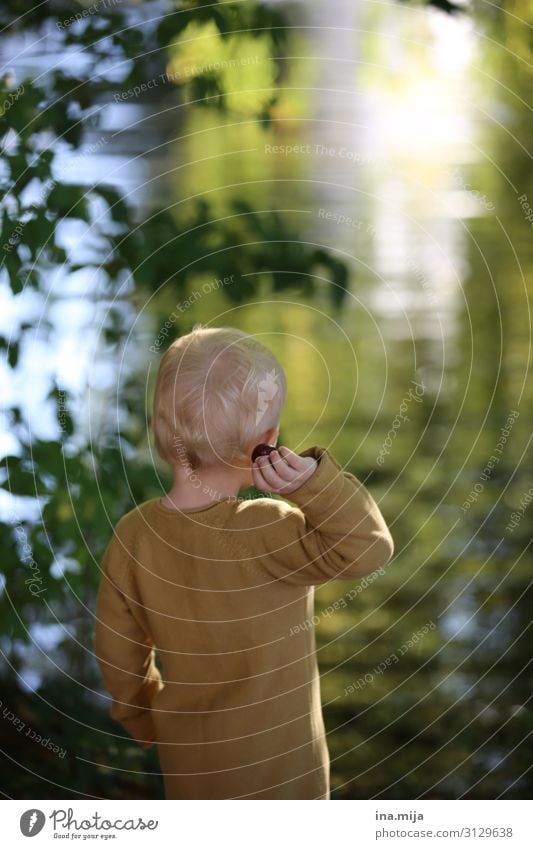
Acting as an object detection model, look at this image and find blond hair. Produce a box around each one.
[152,325,286,469]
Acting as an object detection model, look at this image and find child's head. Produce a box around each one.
[152,325,286,470]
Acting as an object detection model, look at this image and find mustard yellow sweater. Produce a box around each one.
[94,446,394,800]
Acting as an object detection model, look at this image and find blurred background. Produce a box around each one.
[0,0,532,799]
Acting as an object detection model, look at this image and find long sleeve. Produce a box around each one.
[250,446,394,585]
[94,536,163,748]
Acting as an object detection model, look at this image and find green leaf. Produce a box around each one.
[7,341,18,368]
[92,186,130,224]
[4,251,24,293]
[47,183,90,222]
[330,260,349,308]
[23,213,56,257]
[48,387,75,437]
[29,441,66,477]
[2,456,37,497]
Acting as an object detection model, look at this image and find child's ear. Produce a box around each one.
[260,425,279,446]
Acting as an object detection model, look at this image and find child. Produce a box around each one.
[94,325,394,800]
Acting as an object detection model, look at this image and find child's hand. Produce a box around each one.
[252,446,318,495]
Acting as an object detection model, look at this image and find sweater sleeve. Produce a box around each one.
[250,446,394,586]
[94,534,163,749]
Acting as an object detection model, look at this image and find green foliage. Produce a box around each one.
[123,199,349,305]
[0,8,351,802]
[400,0,466,13]
[0,0,348,499]
[1,0,531,803]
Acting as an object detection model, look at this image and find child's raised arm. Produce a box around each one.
[249,446,394,586]
[94,538,163,748]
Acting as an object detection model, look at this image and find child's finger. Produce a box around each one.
[278,445,307,471]
[268,450,294,481]
[255,455,287,489]
[252,464,271,492]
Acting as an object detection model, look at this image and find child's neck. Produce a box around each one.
[161,462,250,510]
